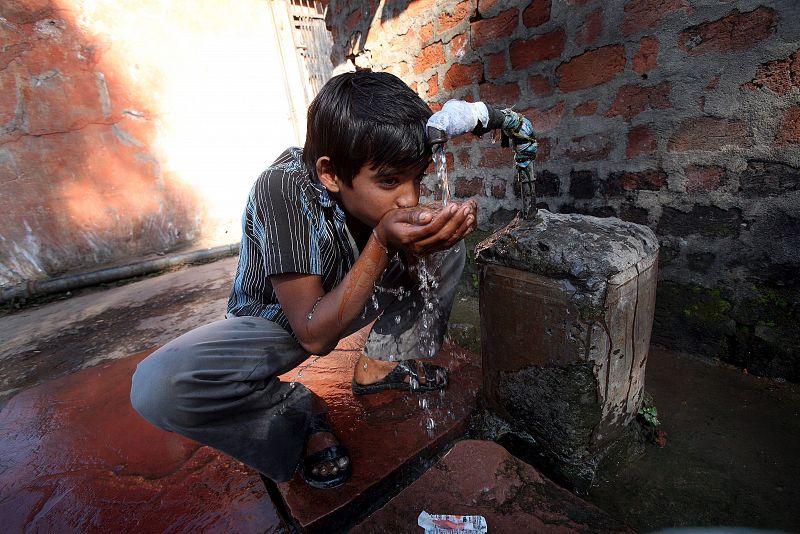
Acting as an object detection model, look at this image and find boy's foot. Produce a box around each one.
[300,413,351,489]
[352,353,448,395]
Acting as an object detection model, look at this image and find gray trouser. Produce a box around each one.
[130,244,465,482]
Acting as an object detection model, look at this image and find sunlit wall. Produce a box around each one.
[0,0,301,287]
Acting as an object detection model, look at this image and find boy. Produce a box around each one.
[131,71,477,490]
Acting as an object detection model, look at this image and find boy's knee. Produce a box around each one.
[130,349,182,430]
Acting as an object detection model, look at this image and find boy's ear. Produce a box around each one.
[316,157,340,193]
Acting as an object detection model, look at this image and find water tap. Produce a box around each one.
[426,99,539,219]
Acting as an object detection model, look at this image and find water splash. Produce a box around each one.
[433,143,450,206]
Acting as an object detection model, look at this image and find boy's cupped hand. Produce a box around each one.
[377,199,477,255]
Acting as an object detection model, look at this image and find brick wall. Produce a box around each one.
[0,0,298,289]
[326,0,800,380]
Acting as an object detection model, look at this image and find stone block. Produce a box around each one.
[413,42,444,75]
[556,45,626,92]
[679,7,777,55]
[475,211,659,490]
[439,0,472,33]
[575,9,602,48]
[627,125,657,158]
[658,205,742,237]
[471,7,518,48]
[569,169,598,199]
[509,28,565,69]
[443,61,483,91]
[633,36,659,75]
[739,160,800,197]
[605,82,671,121]
[352,440,633,533]
[667,117,749,152]
[620,0,690,36]
[522,0,551,29]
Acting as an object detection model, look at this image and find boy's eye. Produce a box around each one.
[380,177,399,186]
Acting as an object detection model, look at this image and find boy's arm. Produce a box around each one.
[272,203,475,355]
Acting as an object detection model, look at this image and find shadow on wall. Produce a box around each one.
[0,0,298,287]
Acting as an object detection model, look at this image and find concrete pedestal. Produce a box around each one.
[476,210,659,491]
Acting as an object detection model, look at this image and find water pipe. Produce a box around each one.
[426,100,539,219]
[0,242,240,305]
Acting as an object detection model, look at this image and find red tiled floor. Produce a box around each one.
[352,440,634,533]
[0,349,286,534]
[276,335,482,533]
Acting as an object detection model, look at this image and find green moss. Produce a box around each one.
[681,286,732,322]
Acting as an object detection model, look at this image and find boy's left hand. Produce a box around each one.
[407,199,478,253]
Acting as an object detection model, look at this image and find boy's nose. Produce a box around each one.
[396,181,419,208]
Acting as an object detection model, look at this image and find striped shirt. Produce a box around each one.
[227,148,360,335]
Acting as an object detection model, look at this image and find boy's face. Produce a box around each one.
[327,161,427,228]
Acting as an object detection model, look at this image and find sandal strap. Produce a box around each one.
[304,444,349,467]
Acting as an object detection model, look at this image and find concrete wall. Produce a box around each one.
[0,0,300,287]
[326,0,800,380]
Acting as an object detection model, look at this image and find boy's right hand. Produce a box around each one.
[376,200,477,255]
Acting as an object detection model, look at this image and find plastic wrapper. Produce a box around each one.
[417,511,488,533]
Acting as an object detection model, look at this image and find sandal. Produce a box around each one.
[351,359,448,396]
[299,413,351,489]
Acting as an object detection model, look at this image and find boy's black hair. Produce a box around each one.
[303,70,433,187]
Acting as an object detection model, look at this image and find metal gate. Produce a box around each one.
[269,0,333,143]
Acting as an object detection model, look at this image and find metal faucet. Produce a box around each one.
[426,100,539,219]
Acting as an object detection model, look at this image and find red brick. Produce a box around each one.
[633,36,658,75]
[443,61,483,90]
[573,100,598,116]
[565,133,613,161]
[528,74,553,96]
[457,149,471,167]
[521,100,565,132]
[575,9,602,47]
[679,7,777,56]
[449,32,470,60]
[479,82,520,105]
[484,179,502,198]
[439,0,472,33]
[706,75,719,90]
[743,50,800,95]
[414,41,445,74]
[509,28,565,69]
[776,105,800,146]
[620,0,690,36]
[606,169,667,193]
[605,82,671,121]
[685,165,725,192]
[668,117,749,152]
[405,0,437,21]
[535,137,550,162]
[472,8,518,49]
[410,81,418,93]
[486,52,506,79]
[391,29,418,54]
[345,8,363,33]
[420,22,433,44]
[556,45,625,92]
[522,0,550,29]
[626,125,657,157]
[477,0,501,17]
[427,74,439,98]
[429,101,443,112]
[481,146,513,167]
[455,176,484,197]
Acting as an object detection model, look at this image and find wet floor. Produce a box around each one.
[588,345,800,533]
[1,256,799,532]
